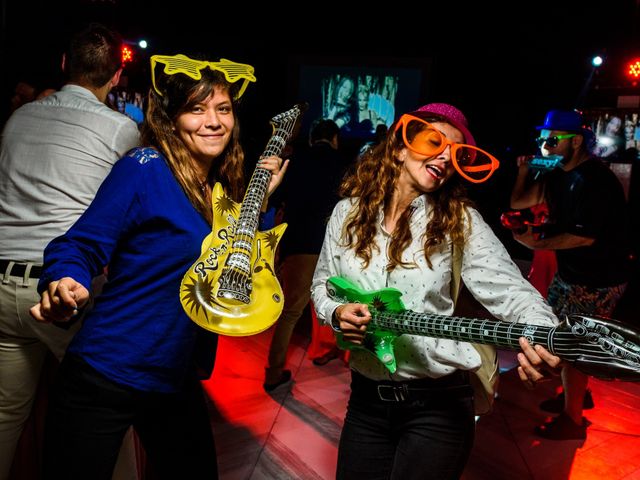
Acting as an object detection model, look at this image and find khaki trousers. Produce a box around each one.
[0,264,137,480]
[265,254,318,383]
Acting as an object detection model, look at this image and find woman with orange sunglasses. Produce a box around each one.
[311,103,562,479]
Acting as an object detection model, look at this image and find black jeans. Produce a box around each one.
[337,371,475,480]
[43,354,218,480]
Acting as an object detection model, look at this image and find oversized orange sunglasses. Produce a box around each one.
[394,114,500,183]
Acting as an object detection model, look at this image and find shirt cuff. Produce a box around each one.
[330,309,341,332]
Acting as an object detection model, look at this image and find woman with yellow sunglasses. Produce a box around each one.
[29,54,287,479]
[311,103,562,479]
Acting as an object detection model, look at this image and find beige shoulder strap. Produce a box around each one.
[451,242,463,303]
[450,240,499,416]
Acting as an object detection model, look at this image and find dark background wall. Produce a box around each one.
[2,0,638,144]
[1,0,639,263]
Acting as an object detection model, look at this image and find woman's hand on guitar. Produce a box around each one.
[334,303,371,345]
[258,155,290,207]
[516,337,563,389]
[29,277,90,324]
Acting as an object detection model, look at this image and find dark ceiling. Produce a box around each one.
[2,0,639,154]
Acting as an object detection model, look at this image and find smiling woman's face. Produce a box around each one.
[175,86,235,165]
[397,121,461,195]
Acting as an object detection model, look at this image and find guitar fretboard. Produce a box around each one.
[235,129,291,236]
[234,116,300,246]
[373,310,555,352]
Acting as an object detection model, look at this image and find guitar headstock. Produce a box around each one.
[270,103,308,125]
[269,103,308,144]
[560,314,640,382]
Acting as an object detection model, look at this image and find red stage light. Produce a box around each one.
[122,45,134,64]
[625,59,640,79]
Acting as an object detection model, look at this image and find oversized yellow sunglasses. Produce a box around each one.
[394,114,500,183]
[150,54,256,99]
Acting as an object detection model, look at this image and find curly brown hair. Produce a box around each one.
[141,67,246,224]
[340,115,473,270]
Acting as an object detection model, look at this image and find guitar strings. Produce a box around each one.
[372,310,640,369]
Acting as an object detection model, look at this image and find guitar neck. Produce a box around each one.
[216,105,304,303]
[236,127,289,233]
[373,310,554,351]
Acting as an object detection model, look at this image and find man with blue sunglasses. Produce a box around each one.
[511,109,633,440]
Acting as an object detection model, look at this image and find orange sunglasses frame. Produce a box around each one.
[394,114,500,183]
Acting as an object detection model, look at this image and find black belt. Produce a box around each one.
[351,370,472,403]
[0,260,43,278]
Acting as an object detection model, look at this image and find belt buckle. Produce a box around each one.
[377,384,408,402]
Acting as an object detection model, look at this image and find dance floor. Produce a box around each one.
[204,317,640,480]
[10,265,640,479]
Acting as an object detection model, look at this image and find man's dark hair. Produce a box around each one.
[64,23,123,88]
[310,118,339,144]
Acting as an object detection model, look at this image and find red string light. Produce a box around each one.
[626,59,640,79]
[122,46,133,64]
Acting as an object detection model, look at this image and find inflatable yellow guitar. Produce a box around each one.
[180,104,305,336]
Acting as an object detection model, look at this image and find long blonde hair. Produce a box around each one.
[340,115,472,270]
[141,68,245,224]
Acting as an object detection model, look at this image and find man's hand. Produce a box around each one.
[516,154,534,169]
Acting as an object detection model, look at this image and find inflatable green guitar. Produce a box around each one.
[326,276,640,381]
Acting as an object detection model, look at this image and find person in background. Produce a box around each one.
[594,114,623,158]
[511,109,631,440]
[367,76,397,129]
[9,80,37,111]
[36,88,58,100]
[311,103,561,479]
[624,113,637,151]
[29,53,287,479]
[0,23,140,480]
[357,123,388,160]
[124,91,144,125]
[264,118,347,390]
[353,83,377,137]
[1,74,59,129]
[327,76,355,130]
[523,203,557,298]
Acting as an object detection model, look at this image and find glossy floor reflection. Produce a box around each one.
[203,322,640,480]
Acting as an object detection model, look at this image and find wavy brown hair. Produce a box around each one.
[340,114,473,270]
[141,67,246,224]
